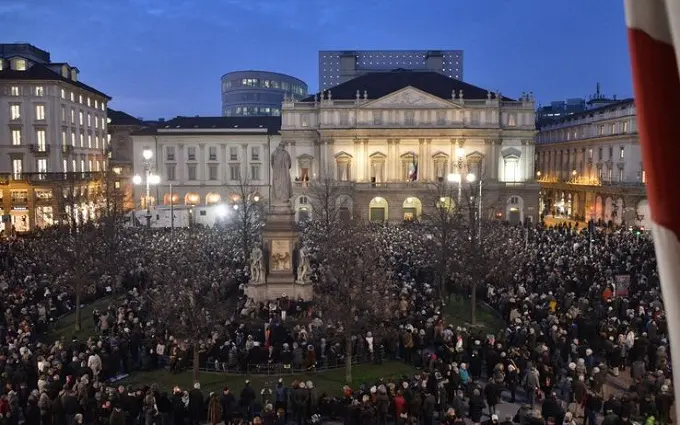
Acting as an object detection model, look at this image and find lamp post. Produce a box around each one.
[133,149,160,228]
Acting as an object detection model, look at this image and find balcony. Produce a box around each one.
[30,144,50,155]
[0,172,105,184]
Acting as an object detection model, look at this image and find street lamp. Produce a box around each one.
[536,170,542,179]
[133,149,159,228]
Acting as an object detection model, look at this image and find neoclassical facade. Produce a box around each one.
[131,116,280,209]
[281,71,540,223]
[535,98,649,227]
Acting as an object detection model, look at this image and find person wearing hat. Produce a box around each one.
[240,380,256,421]
[220,387,235,425]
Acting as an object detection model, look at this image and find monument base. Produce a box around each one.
[245,281,313,302]
[245,202,313,302]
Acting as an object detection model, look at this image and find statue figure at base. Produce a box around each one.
[250,246,264,283]
[296,247,311,284]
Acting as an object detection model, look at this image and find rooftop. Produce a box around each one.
[107,108,144,127]
[538,98,635,129]
[0,62,110,99]
[132,116,281,136]
[303,70,513,102]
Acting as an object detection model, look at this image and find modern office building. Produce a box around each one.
[220,70,308,117]
[536,84,620,123]
[282,70,538,223]
[318,50,464,90]
[535,98,649,227]
[0,43,110,232]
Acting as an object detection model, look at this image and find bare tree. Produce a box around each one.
[228,174,265,265]
[304,176,351,265]
[147,231,230,382]
[312,222,398,383]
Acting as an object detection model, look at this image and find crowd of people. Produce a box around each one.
[0,217,673,425]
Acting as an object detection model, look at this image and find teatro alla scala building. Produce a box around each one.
[281,70,540,224]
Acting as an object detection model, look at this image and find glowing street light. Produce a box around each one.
[215,204,228,217]
[142,149,153,160]
[132,174,143,185]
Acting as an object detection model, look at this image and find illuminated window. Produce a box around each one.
[619,146,624,159]
[79,111,84,125]
[12,159,23,179]
[35,104,45,120]
[61,89,65,99]
[35,86,44,96]
[10,86,19,96]
[36,130,46,150]
[11,129,21,145]
[10,104,21,120]
[251,146,260,161]
[13,59,27,71]
[209,146,217,161]
[37,159,47,173]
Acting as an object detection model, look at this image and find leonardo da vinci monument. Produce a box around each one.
[246,141,313,301]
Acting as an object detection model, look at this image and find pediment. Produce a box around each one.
[466,150,485,159]
[501,147,522,159]
[362,86,458,109]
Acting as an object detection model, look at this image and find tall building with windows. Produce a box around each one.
[131,116,280,211]
[319,50,464,90]
[535,98,649,227]
[221,70,307,117]
[282,70,538,223]
[0,43,110,232]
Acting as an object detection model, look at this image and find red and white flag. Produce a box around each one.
[625,0,680,409]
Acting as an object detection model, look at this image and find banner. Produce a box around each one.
[614,275,631,297]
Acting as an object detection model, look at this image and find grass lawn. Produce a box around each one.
[444,295,505,332]
[115,361,416,396]
[47,296,118,343]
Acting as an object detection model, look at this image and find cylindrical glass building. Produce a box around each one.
[221,70,308,117]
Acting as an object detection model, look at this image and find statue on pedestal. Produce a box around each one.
[271,141,293,206]
[250,246,265,283]
[297,247,311,284]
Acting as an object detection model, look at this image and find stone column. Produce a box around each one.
[387,139,394,181]
[199,144,206,182]
[241,143,248,181]
[425,138,433,181]
[418,138,425,181]
[394,139,401,181]
[491,140,499,180]
[289,141,297,180]
[177,144,184,183]
[363,139,369,182]
[353,138,361,181]
[449,139,456,175]
[326,139,334,179]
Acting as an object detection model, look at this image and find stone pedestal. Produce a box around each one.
[246,203,313,302]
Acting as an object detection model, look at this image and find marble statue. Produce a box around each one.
[271,141,293,205]
[250,246,264,283]
[297,247,310,283]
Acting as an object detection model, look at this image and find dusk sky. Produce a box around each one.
[1,0,632,119]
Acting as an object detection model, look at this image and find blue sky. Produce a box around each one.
[1,0,632,119]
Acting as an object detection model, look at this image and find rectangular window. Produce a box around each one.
[11,129,21,146]
[70,92,74,102]
[71,131,76,146]
[373,112,383,125]
[88,160,93,171]
[436,110,446,125]
[609,146,613,158]
[229,164,240,181]
[208,165,218,180]
[72,159,77,172]
[87,113,91,127]
[95,135,99,149]
[404,111,415,125]
[598,147,603,160]
[166,146,175,161]
[229,146,238,161]
[618,168,624,181]
[80,160,85,173]
[622,121,629,133]
[187,147,196,161]
[87,134,92,148]
[79,111,83,125]
[607,167,612,181]
[10,104,21,120]
[61,106,66,122]
[62,131,66,146]
[95,100,99,109]
[63,159,68,172]
[36,129,46,150]
[588,148,593,159]
[209,146,217,161]
[70,108,75,123]
[37,159,47,173]
[619,146,624,159]
[12,159,22,179]
[35,104,45,120]
[250,164,260,180]
[78,95,83,104]
[35,86,44,96]
[166,164,176,181]
[10,86,19,96]
[61,89,65,99]
[79,133,84,147]
[251,146,260,161]
[598,125,604,136]
[86,97,91,107]
[187,164,197,180]
[95,160,100,171]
